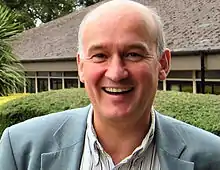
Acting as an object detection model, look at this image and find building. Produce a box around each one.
[12,0,220,94]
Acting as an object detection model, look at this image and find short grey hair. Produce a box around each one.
[150,8,166,58]
[77,1,166,59]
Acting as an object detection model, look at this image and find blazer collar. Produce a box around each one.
[41,105,91,170]
[53,106,90,148]
[41,106,194,170]
[155,111,194,170]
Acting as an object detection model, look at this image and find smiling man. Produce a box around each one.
[77,0,170,168]
[1,0,220,170]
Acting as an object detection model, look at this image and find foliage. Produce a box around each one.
[0,93,28,106]
[0,0,103,29]
[0,89,220,137]
[0,4,25,96]
[1,0,76,28]
[154,91,220,135]
[77,0,103,7]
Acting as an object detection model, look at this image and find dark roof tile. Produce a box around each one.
[12,0,220,61]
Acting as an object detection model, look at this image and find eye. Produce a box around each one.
[91,53,107,63]
[125,52,143,61]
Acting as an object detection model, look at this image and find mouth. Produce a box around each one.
[102,87,134,95]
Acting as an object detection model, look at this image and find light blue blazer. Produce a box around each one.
[0,105,220,170]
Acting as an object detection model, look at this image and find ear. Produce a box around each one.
[158,48,171,80]
[77,53,85,83]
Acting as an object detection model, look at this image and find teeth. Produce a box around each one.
[104,87,132,93]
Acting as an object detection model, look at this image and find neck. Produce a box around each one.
[93,110,151,164]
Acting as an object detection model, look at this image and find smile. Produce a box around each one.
[102,87,133,95]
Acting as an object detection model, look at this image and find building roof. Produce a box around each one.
[12,0,220,61]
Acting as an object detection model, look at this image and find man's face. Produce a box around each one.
[78,11,170,121]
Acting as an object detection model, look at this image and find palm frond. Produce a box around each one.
[0,4,25,96]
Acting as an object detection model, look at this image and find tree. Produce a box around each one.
[0,4,25,96]
[77,0,103,7]
[1,0,104,29]
[1,0,77,29]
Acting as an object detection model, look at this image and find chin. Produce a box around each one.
[102,106,132,119]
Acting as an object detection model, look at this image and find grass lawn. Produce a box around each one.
[0,93,29,106]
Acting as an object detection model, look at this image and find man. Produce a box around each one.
[0,0,220,170]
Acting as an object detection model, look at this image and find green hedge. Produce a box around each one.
[0,88,220,137]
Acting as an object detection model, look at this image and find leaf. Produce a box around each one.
[0,4,25,96]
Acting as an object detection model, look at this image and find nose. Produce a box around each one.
[105,56,128,82]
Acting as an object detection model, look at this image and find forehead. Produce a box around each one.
[81,5,157,51]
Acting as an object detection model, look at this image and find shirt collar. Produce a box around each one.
[86,105,156,165]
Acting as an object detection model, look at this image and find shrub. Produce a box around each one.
[0,89,89,136]
[0,89,219,137]
[0,93,29,106]
[154,91,220,136]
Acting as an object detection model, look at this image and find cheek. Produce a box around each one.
[83,64,105,85]
[132,62,159,82]
[83,64,105,104]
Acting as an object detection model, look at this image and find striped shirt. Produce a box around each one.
[80,106,160,169]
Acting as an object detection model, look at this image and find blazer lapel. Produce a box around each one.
[155,112,194,170]
[41,106,91,170]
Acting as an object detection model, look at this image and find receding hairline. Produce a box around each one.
[80,0,158,34]
[85,0,156,19]
[78,0,165,58]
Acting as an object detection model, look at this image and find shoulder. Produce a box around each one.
[0,105,90,169]
[159,112,220,141]
[156,112,220,167]
[9,106,89,135]
[157,112,220,145]
[2,105,90,148]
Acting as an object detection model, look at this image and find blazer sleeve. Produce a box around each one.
[0,128,18,170]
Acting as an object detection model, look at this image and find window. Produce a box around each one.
[167,71,192,79]
[50,72,62,77]
[181,84,193,93]
[37,72,48,77]
[26,72,35,77]
[214,84,220,95]
[50,79,62,90]
[196,70,220,79]
[197,82,220,95]
[64,71,78,77]
[64,79,78,88]
[37,78,48,92]
[170,84,180,91]
[157,81,163,90]
[26,78,35,93]
[167,81,193,93]
[80,82,84,88]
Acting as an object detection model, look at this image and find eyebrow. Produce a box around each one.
[125,42,150,52]
[87,42,150,54]
[88,44,106,54]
